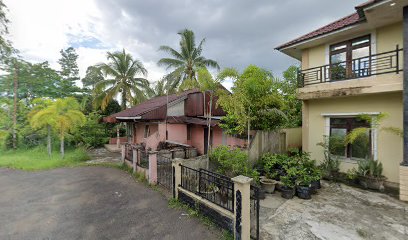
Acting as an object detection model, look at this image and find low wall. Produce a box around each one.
[179,155,208,170]
[109,137,127,144]
[178,189,234,232]
[248,128,302,162]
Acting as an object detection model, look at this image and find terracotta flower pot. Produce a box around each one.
[260,179,278,194]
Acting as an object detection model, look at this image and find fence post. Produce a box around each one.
[121,144,125,163]
[148,151,158,185]
[232,175,252,240]
[171,158,183,199]
[132,148,137,173]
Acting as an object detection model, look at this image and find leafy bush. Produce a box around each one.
[357,159,384,178]
[210,145,259,182]
[317,136,340,179]
[3,132,18,150]
[72,112,109,148]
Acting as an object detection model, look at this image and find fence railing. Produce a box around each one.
[180,165,234,212]
[137,149,148,168]
[298,45,403,87]
[124,144,133,162]
[157,153,173,190]
[250,185,260,240]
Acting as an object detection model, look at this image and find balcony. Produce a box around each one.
[298,46,403,87]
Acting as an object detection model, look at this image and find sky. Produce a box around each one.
[4,0,363,89]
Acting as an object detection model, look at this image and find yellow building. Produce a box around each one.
[276,0,408,201]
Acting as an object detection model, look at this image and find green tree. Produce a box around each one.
[28,98,53,156]
[58,47,81,96]
[94,49,150,110]
[30,98,85,158]
[0,0,13,61]
[158,29,220,89]
[82,65,104,90]
[278,65,302,127]
[218,65,287,146]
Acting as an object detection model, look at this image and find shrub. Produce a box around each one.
[357,159,384,178]
[210,145,259,182]
[72,112,109,148]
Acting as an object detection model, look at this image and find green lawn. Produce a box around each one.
[0,147,90,171]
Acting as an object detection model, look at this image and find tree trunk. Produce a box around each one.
[121,90,126,110]
[60,135,65,159]
[206,92,213,169]
[13,61,18,150]
[47,125,52,157]
[116,125,120,149]
[247,118,251,152]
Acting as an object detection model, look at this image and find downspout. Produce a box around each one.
[403,6,408,166]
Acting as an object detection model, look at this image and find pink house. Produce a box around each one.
[104,89,247,155]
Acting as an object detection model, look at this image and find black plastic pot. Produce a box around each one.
[310,180,321,194]
[280,186,295,199]
[258,188,266,200]
[296,185,312,200]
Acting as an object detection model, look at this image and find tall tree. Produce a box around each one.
[218,65,287,147]
[278,65,302,127]
[82,65,104,90]
[0,0,13,61]
[94,49,150,110]
[158,29,220,89]
[30,98,85,158]
[58,47,81,96]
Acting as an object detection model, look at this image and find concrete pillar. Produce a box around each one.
[400,5,408,202]
[232,175,252,240]
[132,148,137,173]
[116,125,120,149]
[121,144,125,163]
[172,158,183,199]
[148,151,158,185]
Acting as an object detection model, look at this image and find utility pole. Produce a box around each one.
[13,60,18,150]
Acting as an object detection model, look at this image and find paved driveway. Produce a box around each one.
[0,166,220,240]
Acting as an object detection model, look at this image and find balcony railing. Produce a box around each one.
[298,45,403,87]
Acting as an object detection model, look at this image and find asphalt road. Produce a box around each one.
[0,166,221,240]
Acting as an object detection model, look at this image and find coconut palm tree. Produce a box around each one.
[31,98,85,158]
[158,29,220,89]
[94,49,150,110]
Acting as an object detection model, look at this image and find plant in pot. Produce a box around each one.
[280,167,297,199]
[356,159,386,191]
[260,171,278,194]
[317,136,341,180]
[310,167,322,194]
[296,169,313,200]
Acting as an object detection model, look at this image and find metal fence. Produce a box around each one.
[298,46,403,87]
[125,144,133,162]
[250,185,260,240]
[180,165,234,212]
[137,149,149,169]
[157,153,173,190]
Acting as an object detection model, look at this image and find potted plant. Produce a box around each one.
[260,171,278,194]
[310,168,322,194]
[280,175,296,199]
[357,159,386,191]
[296,169,313,200]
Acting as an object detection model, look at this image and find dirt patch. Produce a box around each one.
[86,148,121,165]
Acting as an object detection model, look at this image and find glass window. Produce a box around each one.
[329,117,371,159]
[329,35,371,80]
[144,125,150,138]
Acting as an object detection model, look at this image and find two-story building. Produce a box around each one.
[277,0,408,201]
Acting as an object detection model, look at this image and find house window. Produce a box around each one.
[187,125,192,140]
[329,117,371,159]
[330,35,371,80]
[144,125,150,138]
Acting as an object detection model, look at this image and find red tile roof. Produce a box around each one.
[103,89,201,122]
[276,13,361,50]
[275,0,385,50]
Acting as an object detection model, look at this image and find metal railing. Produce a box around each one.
[298,45,403,87]
[180,165,235,212]
[138,149,149,169]
[250,185,260,240]
[125,143,133,162]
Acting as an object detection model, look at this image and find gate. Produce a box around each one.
[250,185,260,240]
[157,153,173,191]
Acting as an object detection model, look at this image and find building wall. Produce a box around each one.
[167,100,185,116]
[303,92,403,183]
[191,125,205,155]
[167,124,188,144]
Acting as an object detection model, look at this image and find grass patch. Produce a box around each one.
[0,147,90,171]
[168,198,233,240]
